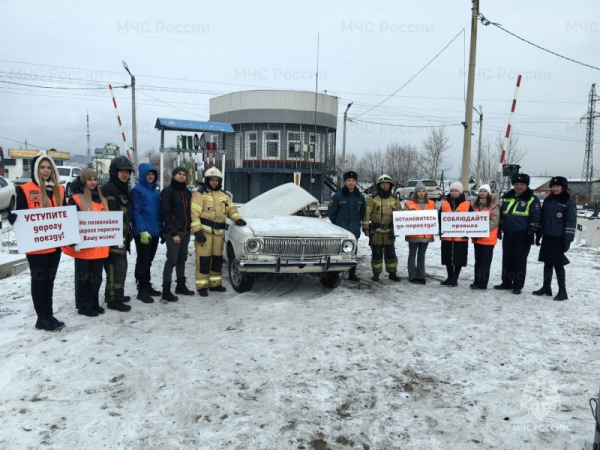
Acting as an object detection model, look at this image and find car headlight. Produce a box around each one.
[341,239,355,254]
[245,238,262,254]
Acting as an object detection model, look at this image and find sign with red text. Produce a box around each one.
[14,206,80,253]
[74,212,123,250]
[393,210,438,236]
[441,212,489,237]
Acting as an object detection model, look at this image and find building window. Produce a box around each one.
[245,132,257,159]
[235,133,242,168]
[263,131,280,159]
[309,133,321,161]
[288,132,303,158]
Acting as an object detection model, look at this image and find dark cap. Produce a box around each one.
[511,173,530,186]
[172,166,186,177]
[549,176,568,190]
[343,170,358,181]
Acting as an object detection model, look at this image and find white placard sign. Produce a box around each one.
[393,210,438,236]
[74,211,123,250]
[14,205,80,254]
[441,212,490,238]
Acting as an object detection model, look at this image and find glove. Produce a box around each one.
[160,234,166,245]
[363,229,370,236]
[526,233,534,245]
[7,212,17,225]
[535,234,541,246]
[195,231,206,243]
[497,228,502,241]
[388,230,395,239]
[564,241,570,253]
[235,219,246,226]
[139,231,151,245]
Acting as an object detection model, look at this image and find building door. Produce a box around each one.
[249,174,261,201]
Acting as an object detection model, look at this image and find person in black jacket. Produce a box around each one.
[328,170,365,281]
[493,173,542,295]
[160,167,194,300]
[532,176,577,301]
[101,156,134,312]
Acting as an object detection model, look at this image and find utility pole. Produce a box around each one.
[460,0,479,192]
[86,112,91,167]
[122,61,138,180]
[342,102,353,171]
[474,105,483,188]
[580,83,599,201]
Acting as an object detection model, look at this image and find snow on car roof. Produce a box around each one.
[239,183,319,218]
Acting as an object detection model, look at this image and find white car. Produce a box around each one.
[0,175,16,211]
[224,183,358,293]
[56,166,82,196]
[395,179,443,200]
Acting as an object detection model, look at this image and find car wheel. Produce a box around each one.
[66,183,72,196]
[228,257,254,293]
[320,271,341,288]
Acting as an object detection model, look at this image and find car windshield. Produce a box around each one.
[20,172,31,178]
[421,180,437,186]
[57,168,71,176]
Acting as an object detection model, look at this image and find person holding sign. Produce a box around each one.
[470,185,500,290]
[7,153,67,331]
[439,181,472,287]
[62,169,110,316]
[403,182,436,284]
[131,163,162,304]
[328,170,366,282]
[532,176,577,301]
[102,156,134,312]
[363,174,402,282]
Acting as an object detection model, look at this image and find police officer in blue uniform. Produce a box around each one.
[493,173,541,294]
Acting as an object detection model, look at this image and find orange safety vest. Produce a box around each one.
[441,199,471,242]
[472,204,499,246]
[21,181,65,255]
[404,199,436,240]
[62,194,110,260]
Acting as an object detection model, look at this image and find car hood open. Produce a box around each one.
[245,216,354,239]
[239,183,318,219]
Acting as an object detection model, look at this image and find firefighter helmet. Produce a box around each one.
[109,156,134,177]
[377,174,393,185]
[204,167,223,180]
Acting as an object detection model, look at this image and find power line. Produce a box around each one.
[479,13,600,71]
[0,135,47,149]
[352,28,465,120]
[0,79,124,90]
[350,119,463,128]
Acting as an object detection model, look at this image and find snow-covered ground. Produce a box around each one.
[0,216,597,449]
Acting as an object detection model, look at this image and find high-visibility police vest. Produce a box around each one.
[404,199,436,240]
[502,197,535,216]
[21,181,65,255]
[441,199,471,242]
[472,204,499,246]
[62,194,110,260]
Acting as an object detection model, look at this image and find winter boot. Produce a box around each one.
[372,273,380,282]
[49,316,65,327]
[198,288,208,297]
[107,300,131,312]
[554,266,567,301]
[553,290,568,301]
[96,306,105,315]
[161,286,179,302]
[209,285,227,292]
[532,286,552,296]
[121,296,131,302]
[389,272,401,282]
[440,265,454,285]
[136,289,154,304]
[35,316,62,331]
[348,267,360,282]
[175,278,195,296]
[533,264,553,296]
[148,284,162,297]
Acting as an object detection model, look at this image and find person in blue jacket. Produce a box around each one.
[131,163,162,303]
[493,173,541,295]
[532,176,577,301]
[328,170,366,281]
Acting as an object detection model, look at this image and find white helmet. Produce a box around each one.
[204,167,223,180]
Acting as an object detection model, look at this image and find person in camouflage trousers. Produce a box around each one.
[363,174,402,282]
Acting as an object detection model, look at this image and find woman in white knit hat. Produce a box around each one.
[470,184,500,289]
[439,181,472,286]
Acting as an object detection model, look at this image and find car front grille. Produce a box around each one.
[262,238,342,257]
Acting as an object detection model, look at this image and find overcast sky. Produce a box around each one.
[1,0,599,178]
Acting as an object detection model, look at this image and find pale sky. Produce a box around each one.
[1,0,599,178]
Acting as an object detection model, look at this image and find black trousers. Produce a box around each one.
[26,249,62,318]
[501,233,532,290]
[75,258,104,313]
[103,249,128,302]
[134,235,159,289]
[473,244,494,288]
[163,232,191,285]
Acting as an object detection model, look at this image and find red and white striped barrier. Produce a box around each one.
[497,75,522,184]
[108,84,131,160]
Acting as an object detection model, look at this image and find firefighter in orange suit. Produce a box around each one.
[190,167,246,297]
